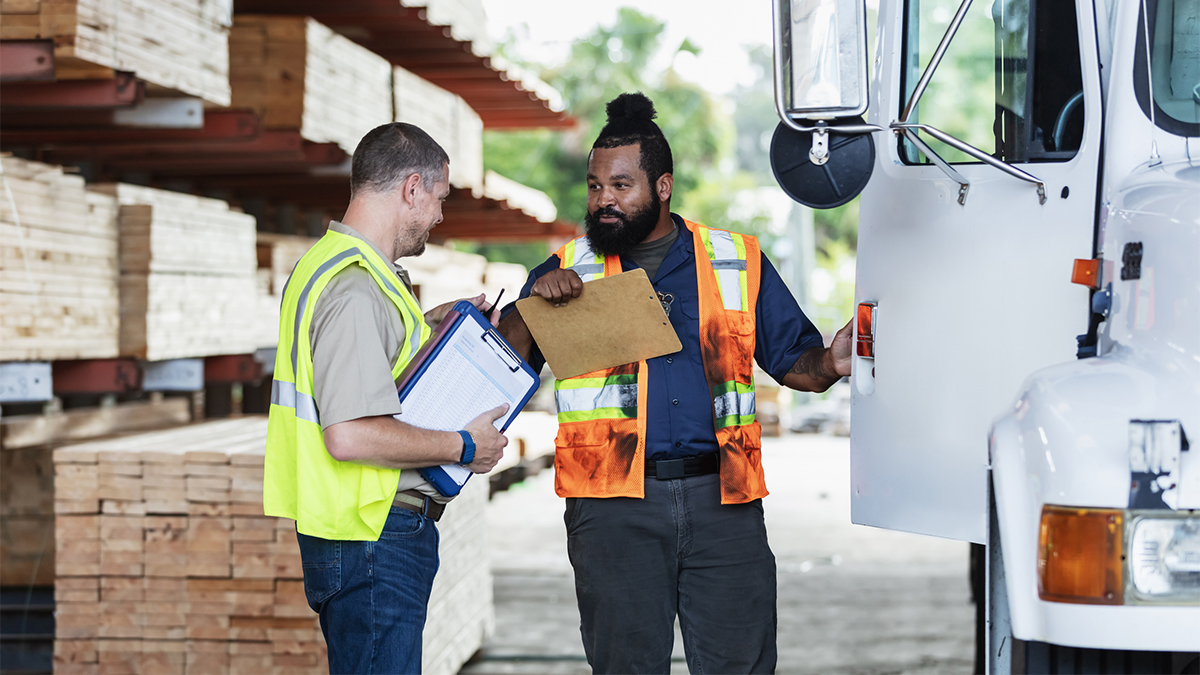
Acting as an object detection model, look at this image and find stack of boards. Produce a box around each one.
[0,157,120,360]
[252,234,318,349]
[51,417,493,675]
[0,0,231,104]
[229,16,393,155]
[229,15,484,191]
[99,183,261,361]
[0,156,275,361]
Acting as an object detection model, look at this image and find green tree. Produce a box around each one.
[479,9,730,234]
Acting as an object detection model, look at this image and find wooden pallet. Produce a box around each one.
[229,16,393,154]
[50,416,494,675]
[0,156,120,361]
[0,0,231,105]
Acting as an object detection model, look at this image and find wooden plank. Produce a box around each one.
[0,397,191,451]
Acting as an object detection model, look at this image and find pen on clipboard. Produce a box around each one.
[483,289,505,322]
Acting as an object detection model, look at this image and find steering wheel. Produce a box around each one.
[1053,91,1085,151]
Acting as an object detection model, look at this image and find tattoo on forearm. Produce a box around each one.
[789,348,833,382]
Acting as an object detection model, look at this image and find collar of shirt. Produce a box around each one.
[634,213,695,281]
[327,220,414,291]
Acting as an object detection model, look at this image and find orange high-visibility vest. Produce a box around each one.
[551,219,765,504]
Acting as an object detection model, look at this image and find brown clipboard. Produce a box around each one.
[516,269,682,379]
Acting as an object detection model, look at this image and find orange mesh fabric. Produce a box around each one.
[550,225,764,502]
[687,220,766,504]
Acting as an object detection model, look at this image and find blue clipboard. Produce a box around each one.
[393,300,539,496]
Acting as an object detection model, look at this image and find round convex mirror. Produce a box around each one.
[770,116,876,209]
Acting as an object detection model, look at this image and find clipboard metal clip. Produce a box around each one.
[482,330,521,372]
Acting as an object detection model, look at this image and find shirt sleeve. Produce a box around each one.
[309,266,404,429]
[499,253,562,373]
[754,252,826,384]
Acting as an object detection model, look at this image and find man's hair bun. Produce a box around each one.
[605,92,657,122]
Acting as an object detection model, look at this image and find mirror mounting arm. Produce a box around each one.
[900,0,975,124]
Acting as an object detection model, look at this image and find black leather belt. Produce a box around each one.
[645,453,719,480]
[393,489,446,521]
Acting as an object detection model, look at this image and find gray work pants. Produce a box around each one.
[565,472,777,674]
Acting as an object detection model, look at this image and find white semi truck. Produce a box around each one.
[770,0,1199,671]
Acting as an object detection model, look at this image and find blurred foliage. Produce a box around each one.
[902,0,997,163]
[481,8,729,229]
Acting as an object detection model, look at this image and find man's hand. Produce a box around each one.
[530,269,583,307]
[462,404,509,473]
[830,318,853,377]
[781,319,854,392]
[424,293,500,328]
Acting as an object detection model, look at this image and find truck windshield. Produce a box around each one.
[900,0,1085,164]
[1135,0,1200,137]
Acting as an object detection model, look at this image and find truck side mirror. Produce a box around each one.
[775,0,869,118]
[772,0,880,209]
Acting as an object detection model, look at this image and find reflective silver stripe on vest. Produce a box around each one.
[571,263,605,277]
[711,260,747,271]
[566,239,604,282]
[555,383,639,412]
[713,389,755,420]
[706,230,744,311]
[271,379,320,424]
[292,249,361,379]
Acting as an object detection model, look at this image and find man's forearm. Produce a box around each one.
[498,311,534,362]
[781,346,842,393]
[323,416,462,469]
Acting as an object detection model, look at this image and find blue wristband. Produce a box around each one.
[457,430,475,465]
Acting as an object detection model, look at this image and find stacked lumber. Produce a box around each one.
[0,443,56,586]
[89,184,261,361]
[51,417,494,675]
[251,234,317,348]
[52,418,323,675]
[0,156,120,361]
[0,0,231,105]
[229,16,393,154]
[394,66,485,192]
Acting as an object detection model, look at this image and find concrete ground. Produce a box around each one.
[462,434,975,675]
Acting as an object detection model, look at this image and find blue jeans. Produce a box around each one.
[297,506,440,675]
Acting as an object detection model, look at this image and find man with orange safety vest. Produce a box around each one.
[499,93,853,673]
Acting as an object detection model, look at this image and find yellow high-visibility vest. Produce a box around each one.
[263,229,431,540]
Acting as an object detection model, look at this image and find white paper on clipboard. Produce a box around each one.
[393,319,537,488]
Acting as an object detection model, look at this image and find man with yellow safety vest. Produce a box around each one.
[499,93,854,673]
[263,123,509,674]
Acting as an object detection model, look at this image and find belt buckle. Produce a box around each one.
[655,459,686,480]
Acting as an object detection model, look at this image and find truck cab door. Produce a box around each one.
[851,0,1104,543]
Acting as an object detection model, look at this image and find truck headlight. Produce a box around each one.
[1127,512,1200,604]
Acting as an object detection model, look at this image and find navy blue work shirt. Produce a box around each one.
[501,214,824,460]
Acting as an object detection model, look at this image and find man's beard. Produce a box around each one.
[584,193,661,258]
[394,224,428,258]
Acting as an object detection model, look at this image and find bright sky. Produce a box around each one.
[479,0,774,95]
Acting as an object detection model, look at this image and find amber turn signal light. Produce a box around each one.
[1038,505,1123,605]
[1071,258,1101,288]
[856,302,875,358]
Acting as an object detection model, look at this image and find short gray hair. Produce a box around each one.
[350,123,450,198]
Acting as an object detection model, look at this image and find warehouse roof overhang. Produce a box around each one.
[233,0,573,130]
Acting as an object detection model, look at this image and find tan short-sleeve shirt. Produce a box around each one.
[308,221,450,503]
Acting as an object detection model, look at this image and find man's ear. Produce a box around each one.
[657,173,673,203]
[400,173,423,207]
